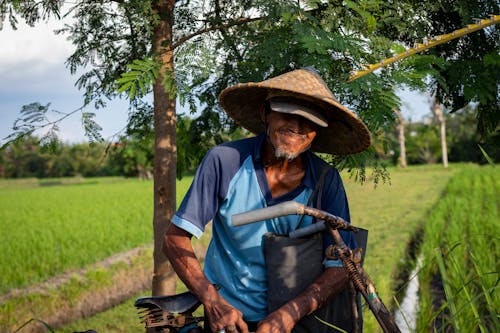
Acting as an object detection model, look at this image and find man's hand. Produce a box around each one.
[204,294,249,333]
[256,309,296,333]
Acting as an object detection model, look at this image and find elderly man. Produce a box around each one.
[164,68,371,333]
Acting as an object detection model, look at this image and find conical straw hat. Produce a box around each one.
[219,68,371,155]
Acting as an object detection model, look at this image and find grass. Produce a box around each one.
[1,164,476,333]
[62,296,144,333]
[1,246,154,333]
[342,164,459,332]
[62,164,458,333]
[0,176,193,294]
[0,178,153,293]
[417,165,499,332]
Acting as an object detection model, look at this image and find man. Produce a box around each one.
[164,68,371,333]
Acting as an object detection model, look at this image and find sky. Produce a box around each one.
[0,16,433,146]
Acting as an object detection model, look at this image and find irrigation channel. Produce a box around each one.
[394,257,423,332]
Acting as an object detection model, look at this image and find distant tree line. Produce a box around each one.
[0,114,248,179]
[414,106,496,164]
[1,105,497,179]
[374,105,499,166]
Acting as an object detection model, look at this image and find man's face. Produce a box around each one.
[265,110,318,160]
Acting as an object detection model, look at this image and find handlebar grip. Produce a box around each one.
[232,201,304,226]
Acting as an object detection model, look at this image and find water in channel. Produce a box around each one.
[394,256,422,332]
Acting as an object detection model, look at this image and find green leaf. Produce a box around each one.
[478,144,495,165]
[117,81,134,93]
[116,57,160,100]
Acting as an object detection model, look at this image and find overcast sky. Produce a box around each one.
[0,17,432,146]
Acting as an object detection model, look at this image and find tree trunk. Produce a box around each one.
[395,109,407,168]
[151,0,177,297]
[432,97,449,168]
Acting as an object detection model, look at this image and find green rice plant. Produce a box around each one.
[417,166,499,332]
[344,165,458,332]
[0,176,193,294]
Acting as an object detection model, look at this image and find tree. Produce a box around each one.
[446,104,500,163]
[1,0,458,297]
[432,93,449,168]
[396,0,500,140]
[394,109,407,168]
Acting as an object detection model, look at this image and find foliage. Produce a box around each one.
[447,105,499,163]
[382,104,500,166]
[116,58,160,100]
[4,1,497,175]
[177,112,250,178]
[0,136,116,178]
[2,102,495,180]
[0,0,61,29]
[397,0,500,139]
[167,0,445,176]
[417,166,499,332]
[107,102,155,179]
[404,121,442,164]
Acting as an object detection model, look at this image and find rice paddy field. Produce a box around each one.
[0,178,153,294]
[417,166,499,332]
[1,164,498,333]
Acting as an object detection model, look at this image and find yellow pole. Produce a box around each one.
[348,15,500,82]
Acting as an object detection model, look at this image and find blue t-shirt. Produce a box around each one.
[172,134,354,321]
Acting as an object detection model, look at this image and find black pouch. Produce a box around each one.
[264,232,323,312]
[263,232,362,333]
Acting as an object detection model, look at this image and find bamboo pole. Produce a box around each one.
[348,15,500,82]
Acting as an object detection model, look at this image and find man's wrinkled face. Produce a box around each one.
[265,110,318,160]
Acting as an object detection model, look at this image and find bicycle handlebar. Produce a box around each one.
[231,201,358,236]
[232,201,302,226]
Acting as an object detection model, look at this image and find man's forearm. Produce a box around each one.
[277,267,349,323]
[163,224,219,303]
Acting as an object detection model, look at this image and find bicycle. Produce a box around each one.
[135,201,401,333]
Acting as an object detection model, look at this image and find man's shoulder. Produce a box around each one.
[199,136,260,176]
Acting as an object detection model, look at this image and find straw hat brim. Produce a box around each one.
[219,84,371,155]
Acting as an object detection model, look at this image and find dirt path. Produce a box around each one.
[1,245,153,304]
[1,243,207,333]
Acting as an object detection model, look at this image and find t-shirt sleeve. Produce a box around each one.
[172,148,223,239]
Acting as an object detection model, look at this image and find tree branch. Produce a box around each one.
[213,0,243,61]
[172,15,262,49]
[171,5,319,50]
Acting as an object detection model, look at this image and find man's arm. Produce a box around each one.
[256,267,349,333]
[163,224,249,333]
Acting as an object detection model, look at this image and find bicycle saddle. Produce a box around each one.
[135,291,201,313]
